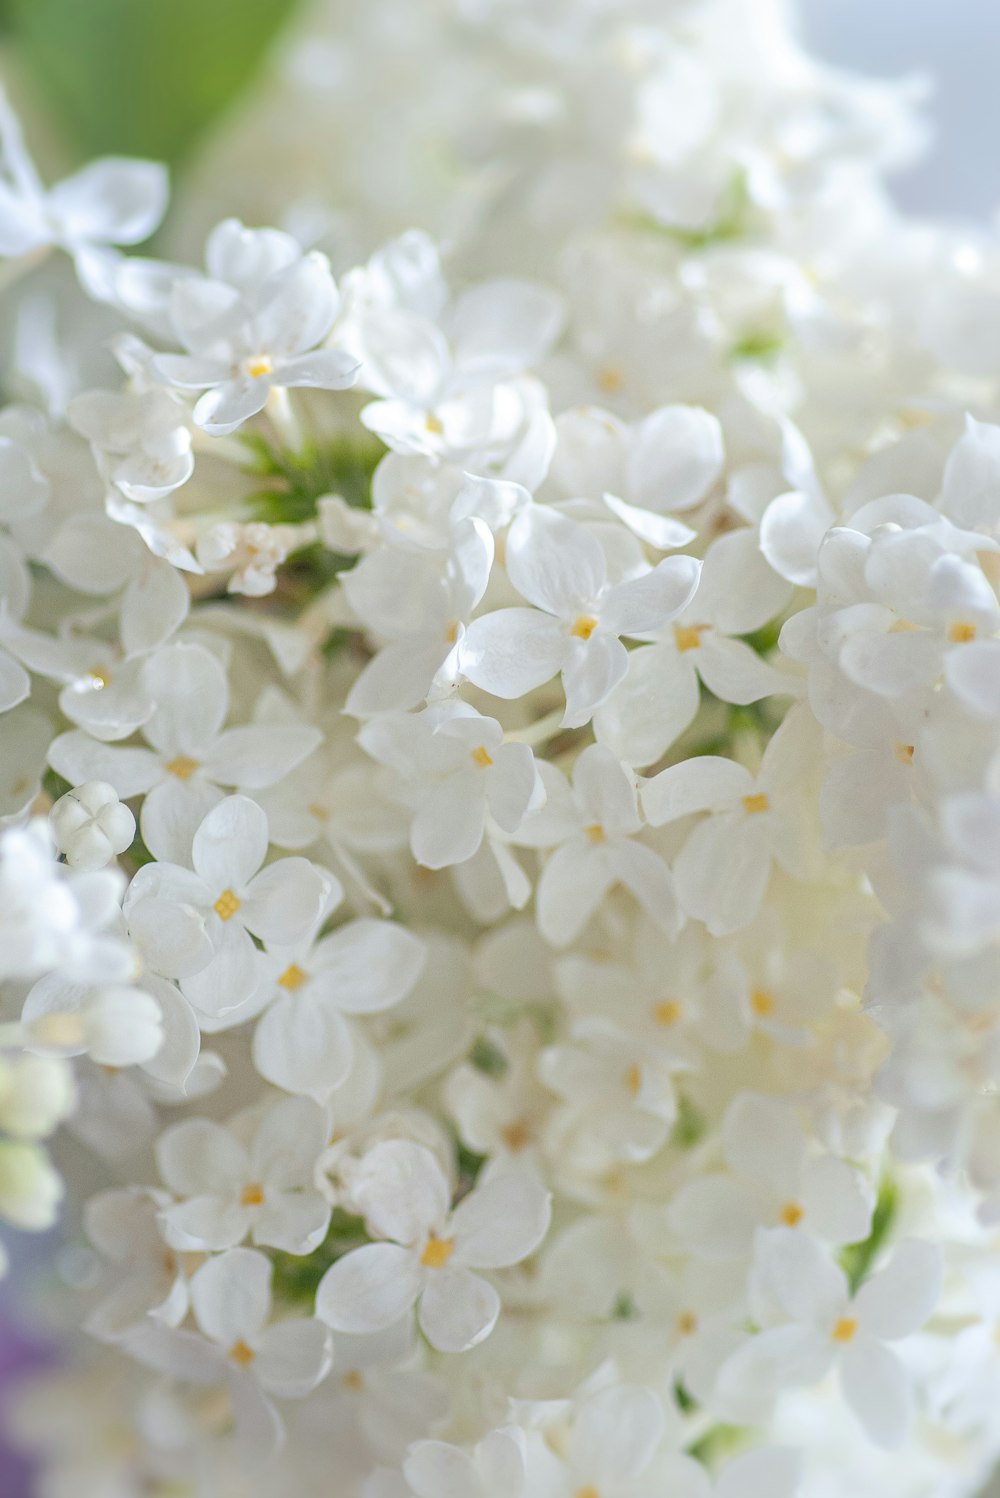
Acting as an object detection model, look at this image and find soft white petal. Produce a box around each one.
[315,1244,423,1334]
[418,1265,500,1352]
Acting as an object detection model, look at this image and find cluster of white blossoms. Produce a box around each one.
[3,0,1000,1494]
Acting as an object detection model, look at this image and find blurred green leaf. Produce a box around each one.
[7,0,303,167]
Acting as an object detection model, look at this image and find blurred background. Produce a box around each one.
[0,0,996,1491]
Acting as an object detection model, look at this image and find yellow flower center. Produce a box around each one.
[780,1201,804,1227]
[278,963,308,991]
[742,792,770,815]
[342,1370,365,1393]
[948,621,977,644]
[576,1488,603,1498]
[624,1063,642,1097]
[832,1317,858,1343]
[420,1235,456,1270]
[241,1184,265,1207]
[894,742,915,765]
[598,362,624,393]
[653,1000,683,1026]
[501,1118,533,1152]
[229,1340,256,1367]
[308,801,331,823]
[471,745,494,768]
[87,665,112,689]
[213,889,241,921]
[571,615,599,640]
[246,356,273,379]
[585,823,607,844]
[676,1310,698,1337]
[674,623,708,652]
[165,755,200,780]
[425,412,444,435]
[751,987,776,1017]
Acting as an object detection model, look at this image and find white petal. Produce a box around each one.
[417,1265,499,1352]
[242,858,327,946]
[192,794,267,891]
[667,1176,762,1260]
[255,253,339,356]
[536,844,613,947]
[156,1117,248,1197]
[448,277,563,376]
[49,157,168,246]
[674,813,771,935]
[716,1447,803,1498]
[594,646,700,767]
[600,555,701,636]
[451,1170,551,1268]
[254,1317,332,1397]
[570,1383,665,1486]
[191,1247,271,1347]
[411,776,487,869]
[315,1244,422,1334]
[853,1238,942,1340]
[696,635,799,706]
[840,1334,912,1448]
[642,756,751,826]
[759,489,833,588]
[723,1094,805,1198]
[252,1191,330,1256]
[561,634,628,728]
[505,505,605,617]
[801,1156,874,1246]
[252,993,354,1101]
[311,921,426,1014]
[347,1139,450,1243]
[460,608,564,699]
[628,405,724,513]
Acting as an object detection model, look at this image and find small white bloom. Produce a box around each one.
[50,781,135,870]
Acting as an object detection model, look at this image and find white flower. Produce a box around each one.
[358,702,540,869]
[523,1383,668,1498]
[461,504,700,727]
[316,1141,550,1351]
[641,707,820,935]
[83,1186,191,1342]
[155,1097,331,1254]
[124,795,330,1021]
[252,917,426,1102]
[518,744,681,947]
[667,1093,874,1260]
[0,87,167,295]
[68,387,194,503]
[402,1429,527,1498]
[660,1449,802,1498]
[134,1247,332,1455]
[347,230,563,461]
[0,1140,63,1231]
[50,781,136,871]
[153,219,359,434]
[718,1228,941,1448]
[49,641,322,860]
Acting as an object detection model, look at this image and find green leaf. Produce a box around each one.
[8,0,304,167]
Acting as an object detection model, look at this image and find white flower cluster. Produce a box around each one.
[1,1,1000,1494]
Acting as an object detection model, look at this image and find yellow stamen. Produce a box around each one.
[501,1119,533,1152]
[653,1000,683,1026]
[832,1317,858,1343]
[576,1487,602,1498]
[246,356,273,379]
[585,823,607,844]
[425,413,444,435]
[948,621,977,644]
[598,363,624,393]
[894,743,915,765]
[471,745,494,768]
[278,963,308,991]
[229,1340,256,1366]
[676,1310,698,1337]
[780,1201,804,1227]
[87,665,112,689]
[624,1063,642,1096]
[570,615,599,641]
[420,1235,455,1270]
[674,623,708,653]
[165,755,200,781]
[742,792,770,815]
[308,802,331,823]
[342,1370,365,1393]
[213,889,241,921]
[241,1184,265,1207]
[751,987,776,1017]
